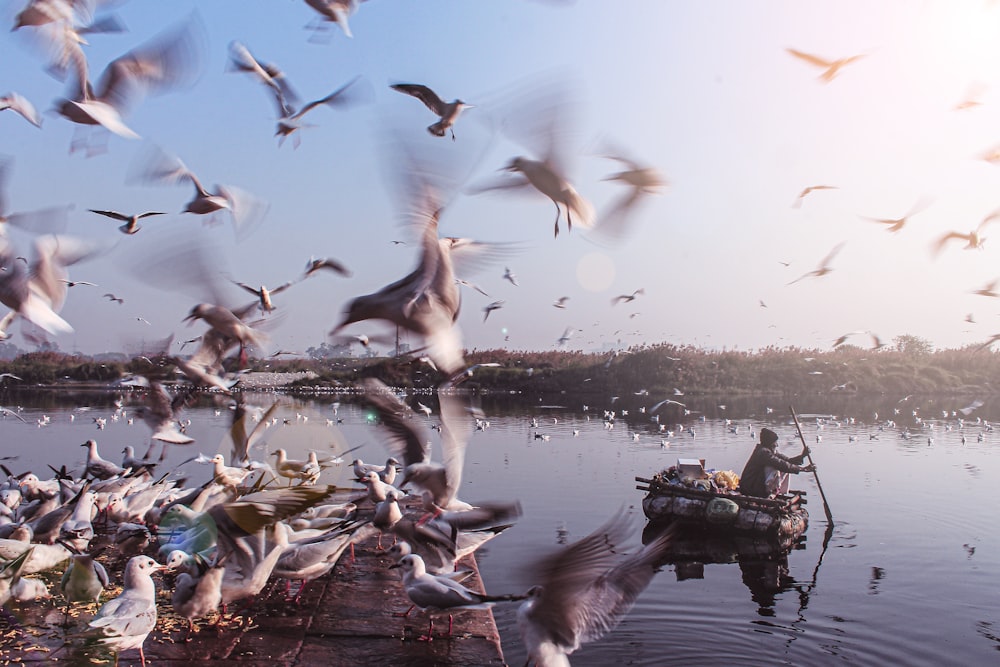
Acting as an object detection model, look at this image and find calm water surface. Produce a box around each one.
[1,389,998,666]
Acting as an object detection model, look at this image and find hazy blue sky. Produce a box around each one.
[4,1,1000,357]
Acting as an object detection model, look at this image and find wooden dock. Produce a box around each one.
[0,501,507,666]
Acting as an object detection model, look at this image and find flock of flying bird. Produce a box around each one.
[0,3,677,665]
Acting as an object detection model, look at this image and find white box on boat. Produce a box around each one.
[677,458,707,481]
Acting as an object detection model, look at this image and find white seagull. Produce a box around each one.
[391,83,473,140]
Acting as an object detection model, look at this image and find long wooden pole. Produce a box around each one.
[790,406,834,525]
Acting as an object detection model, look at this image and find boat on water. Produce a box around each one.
[636,458,809,542]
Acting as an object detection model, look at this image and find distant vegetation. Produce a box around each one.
[0,335,997,400]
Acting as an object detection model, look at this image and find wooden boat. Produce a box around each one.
[636,471,808,541]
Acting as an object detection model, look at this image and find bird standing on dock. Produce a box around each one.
[85,555,164,667]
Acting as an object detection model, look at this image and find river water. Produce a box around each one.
[1,388,997,666]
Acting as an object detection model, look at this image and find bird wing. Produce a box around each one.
[436,381,473,506]
[233,282,262,298]
[391,83,446,115]
[931,231,969,256]
[818,241,846,269]
[294,76,370,119]
[89,209,130,222]
[2,93,41,128]
[361,378,430,467]
[786,48,833,68]
[525,510,636,650]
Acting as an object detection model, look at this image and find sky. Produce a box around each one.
[4,1,1000,357]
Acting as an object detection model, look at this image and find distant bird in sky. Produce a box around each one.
[0,92,41,128]
[786,47,866,82]
[483,300,504,322]
[611,289,644,306]
[966,313,976,324]
[303,256,352,278]
[553,296,569,309]
[391,83,473,140]
[759,300,767,308]
[954,82,986,111]
[503,267,518,286]
[792,184,838,209]
[556,326,575,346]
[59,279,97,288]
[970,278,999,298]
[787,242,845,285]
[88,209,166,235]
[232,279,296,313]
[931,209,1000,257]
[860,198,931,233]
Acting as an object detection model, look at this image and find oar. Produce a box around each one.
[790,406,834,525]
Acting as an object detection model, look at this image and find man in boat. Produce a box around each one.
[738,427,814,497]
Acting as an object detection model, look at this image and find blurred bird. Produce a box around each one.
[611,289,644,306]
[226,40,299,117]
[792,185,837,208]
[53,15,206,145]
[516,514,674,666]
[391,83,473,140]
[303,0,364,39]
[503,267,518,286]
[88,209,166,235]
[931,208,1000,257]
[129,144,269,242]
[591,151,665,241]
[553,296,569,309]
[1,92,42,128]
[971,278,1000,298]
[787,242,845,285]
[304,256,352,279]
[483,300,505,322]
[103,293,124,304]
[860,198,931,233]
[786,47,865,82]
[274,76,371,148]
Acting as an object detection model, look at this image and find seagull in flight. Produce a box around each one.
[931,208,1000,257]
[553,296,569,309]
[792,185,838,208]
[502,267,518,286]
[274,76,371,148]
[88,209,166,235]
[482,300,504,322]
[232,279,296,313]
[787,242,845,285]
[611,289,644,306]
[971,278,1000,298]
[0,92,41,128]
[516,512,674,666]
[786,48,866,82]
[860,198,931,233]
[390,83,473,140]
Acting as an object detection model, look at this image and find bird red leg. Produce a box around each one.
[138,645,145,667]
[392,604,414,618]
[446,614,454,638]
[293,579,308,605]
[418,617,434,642]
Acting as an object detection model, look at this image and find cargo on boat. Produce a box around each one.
[636,458,808,542]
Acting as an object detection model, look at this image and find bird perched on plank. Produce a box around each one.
[84,555,164,667]
[391,83,473,140]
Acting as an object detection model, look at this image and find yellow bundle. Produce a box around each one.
[713,470,740,490]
